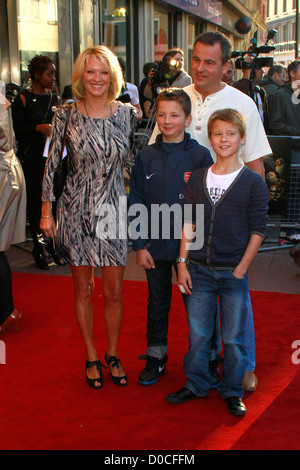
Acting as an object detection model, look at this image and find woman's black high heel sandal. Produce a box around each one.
[104,353,128,386]
[85,360,107,389]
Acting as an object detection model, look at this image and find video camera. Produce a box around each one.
[151,57,180,97]
[231,29,277,70]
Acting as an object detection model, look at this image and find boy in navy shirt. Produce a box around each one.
[129,88,213,385]
[166,109,269,415]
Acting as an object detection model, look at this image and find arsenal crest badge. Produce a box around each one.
[184,172,191,183]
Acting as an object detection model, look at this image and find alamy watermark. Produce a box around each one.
[291,81,300,105]
[291,340,300,365]
[0,341,6,364]
[95,197,204,250]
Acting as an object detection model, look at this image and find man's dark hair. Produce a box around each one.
[194,31,232,65]
[268,65,285,77]
[287,60,300,81]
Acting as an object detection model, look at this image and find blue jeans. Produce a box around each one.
[183,264,248,399]
[211,291,256,371]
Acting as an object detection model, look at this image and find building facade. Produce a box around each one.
[1,0,268,92]
[266,0,299,66]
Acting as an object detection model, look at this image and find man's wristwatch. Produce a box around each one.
[176,257,188,264]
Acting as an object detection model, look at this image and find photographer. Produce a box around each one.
[151,49,192,99]
[161,49,192,88]
[139,62,157,120]
[233,56,269,132]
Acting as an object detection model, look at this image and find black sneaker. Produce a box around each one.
[138,354,168,385]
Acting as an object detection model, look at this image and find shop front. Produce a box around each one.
[1,0,267,94]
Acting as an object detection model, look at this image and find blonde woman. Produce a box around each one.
[40,46,137,389]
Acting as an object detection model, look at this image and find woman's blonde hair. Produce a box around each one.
[71,45,123,102]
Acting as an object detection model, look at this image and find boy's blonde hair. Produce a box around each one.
[71,45,123,102]
[207,108,246,138]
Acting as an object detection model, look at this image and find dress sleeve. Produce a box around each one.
[42,106,69,201]
[124,105,138,174]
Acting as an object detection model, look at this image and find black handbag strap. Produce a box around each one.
[58,104,72,168]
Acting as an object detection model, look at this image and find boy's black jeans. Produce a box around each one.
[144,259,219,361]
[145,260,186,351]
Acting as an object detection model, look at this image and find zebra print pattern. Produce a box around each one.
[42,102,137,266]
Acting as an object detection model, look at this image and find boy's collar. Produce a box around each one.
[154,131,191,148]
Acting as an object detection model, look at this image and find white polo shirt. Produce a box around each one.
[149,83,272,163]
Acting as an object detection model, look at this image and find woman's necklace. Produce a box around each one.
[83,100,112,178]
[83,100,112,119]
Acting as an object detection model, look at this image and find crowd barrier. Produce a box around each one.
[261,136,300,252]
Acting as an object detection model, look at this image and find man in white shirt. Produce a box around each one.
[150,31,272,392]
[150,32,271,178]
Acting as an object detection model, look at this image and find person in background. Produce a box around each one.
[0,88,26,333]
[40,46,137,390]
[268,60,300,242]
[139,62,157,121]
[117,57,142,120]
[269,60,300,136]
[61,85,75,104]
[222,59,234,85]
[232,58,269,131]
[259,64,287,100]
[161,48,192,88]
[12,55,59,270]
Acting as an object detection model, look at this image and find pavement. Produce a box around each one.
[6,226,300,295]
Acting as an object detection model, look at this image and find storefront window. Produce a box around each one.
[17,0,58,87]
[188,20,196,74]
[78,0,94,52]
[154,9,169,62]
[102,0,127,59]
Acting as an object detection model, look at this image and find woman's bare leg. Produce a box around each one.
[101,265,126,381]
[70,265,101,386]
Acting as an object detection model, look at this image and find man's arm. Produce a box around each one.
[245,157,265,180]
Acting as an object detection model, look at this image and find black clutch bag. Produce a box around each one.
[53,104,71,200]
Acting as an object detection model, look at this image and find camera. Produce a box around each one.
[234,56,274,70]
[231,29,277,71]
[151,58,180,97]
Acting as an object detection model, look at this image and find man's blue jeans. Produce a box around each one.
[183,264,248,399]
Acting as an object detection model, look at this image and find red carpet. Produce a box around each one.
[0,272,299,450]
